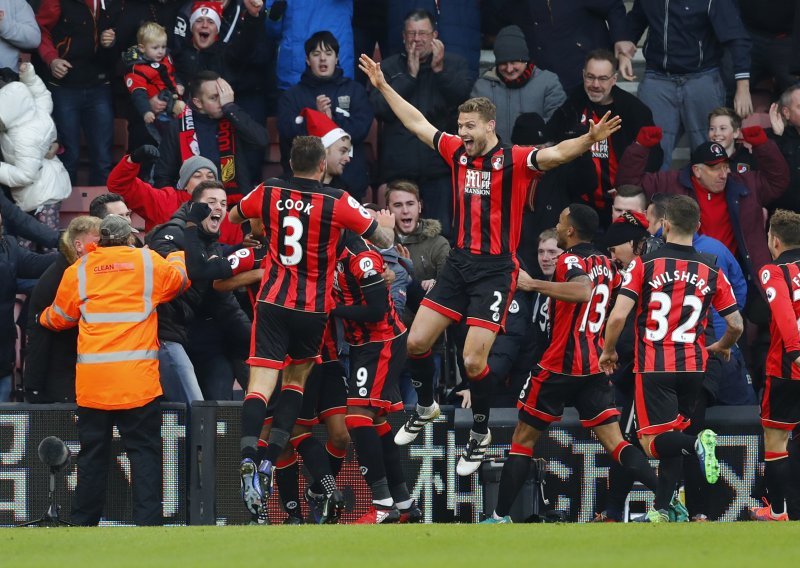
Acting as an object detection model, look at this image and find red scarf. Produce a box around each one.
[497,62,535,89]
[178,107,239,199]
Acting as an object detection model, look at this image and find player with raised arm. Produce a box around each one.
[228,136,394,519]
[600,195,744,522]
[483,204,658,524]
[359,54,621,475]
[750,209,800,521]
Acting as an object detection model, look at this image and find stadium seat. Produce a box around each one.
[60,186,146,230]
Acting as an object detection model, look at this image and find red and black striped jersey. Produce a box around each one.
[586,110,618,211]
[237,177,378,312]
[760,249,800,380]
[538,243,620,376]
[434,131,542,256]
[333,235,406,346]
[620,243,738,373]
[226,246,265,308]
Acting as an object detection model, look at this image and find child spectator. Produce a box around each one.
[123,22,185,144]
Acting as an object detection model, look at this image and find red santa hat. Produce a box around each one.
[295,108,350,149]
[189,1,223,31]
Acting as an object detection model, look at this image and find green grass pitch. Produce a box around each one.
[2,523,797,567]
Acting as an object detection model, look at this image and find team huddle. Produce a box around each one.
[226,54,800,524]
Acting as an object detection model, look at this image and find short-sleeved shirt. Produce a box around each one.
[538,242,620,376]
[434,131,542,256]
[236,177,377,312]
[620,243,738,373]
[760,249,800,380]
[333,234,406,346]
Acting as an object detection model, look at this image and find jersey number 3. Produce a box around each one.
[280,217,304,266]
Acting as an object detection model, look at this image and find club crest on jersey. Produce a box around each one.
[459,155,468,165]
[464,169,491,196]
[492,155,504,170]
[737,163,749,174]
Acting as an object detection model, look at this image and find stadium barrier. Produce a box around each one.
[0,403,764,526]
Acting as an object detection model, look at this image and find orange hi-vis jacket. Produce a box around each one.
[40,245,190,410]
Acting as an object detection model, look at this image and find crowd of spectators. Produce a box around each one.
[0,0,799,423]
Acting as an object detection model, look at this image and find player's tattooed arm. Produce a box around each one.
[535,111,622,171]
[706,310,744,361]
[526,274,592,303]
[600,295,636,375]
[359,54,438,149]
[368,209,396,249]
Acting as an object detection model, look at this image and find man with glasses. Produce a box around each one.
[370,8,472,239]
[545,50,662,227]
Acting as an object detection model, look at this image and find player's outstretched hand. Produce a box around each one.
[706,341,731,362]
[598,350,618,375]
[376,208,395,229]
[589,111,622,142]
[359,54,387,91]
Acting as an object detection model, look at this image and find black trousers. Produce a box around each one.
[71,399,162,526]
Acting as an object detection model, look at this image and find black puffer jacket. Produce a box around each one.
[148,204,250,351]
[0,233,56,375]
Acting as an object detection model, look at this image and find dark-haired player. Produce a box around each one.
[751,209,800,521]
[601,195,744,522]
[359,54,622,475]
[332,232,420,523]
[483,204,658,523]
[228,136,395,518]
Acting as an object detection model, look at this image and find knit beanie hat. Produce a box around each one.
[493,26,529,64]
[177,155,218,190]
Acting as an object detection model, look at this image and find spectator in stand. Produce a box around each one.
[470,25,565,143]
[624,0,753,169]
[513,117,596,274]
[0,209,56,401]
[89,193,132,222]
[736,0,798,98]
[0,63,71,230]
[173,0,273,179]
[385,179,450,405]
[768,85,800,213]
[173,0,265,88]
[708,107,755,174]
[266,0,354,90]
[107,145,243,245]
[35,0,117,185]
[512,0,635,92]
[123,22,186,148]
[610,185,647,222]
[386,0,481,83]
[545,50,662,226]
[154,70,268,203]
[370,9,471,238]
[23,216,101,404]
[278,31,373,200]
[616,126,789,297]
[149,181,251,402]
[0,0,40,72]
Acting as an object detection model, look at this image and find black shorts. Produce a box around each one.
[517,367,620,429]
[248,302,328,369]
[761,375,800,431]
[347,334,406,414]
[421,248,518,333]
[634,372,703,436]
[264,361,348,427]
